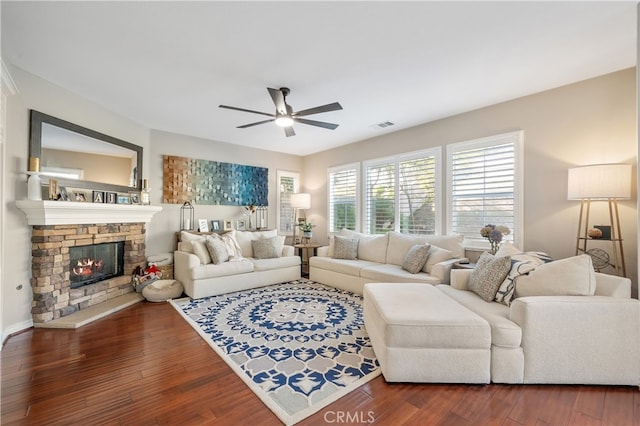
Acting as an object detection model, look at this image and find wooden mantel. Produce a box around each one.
[16,200,162,225]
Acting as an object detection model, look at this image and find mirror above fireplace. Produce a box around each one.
[29,110,143,193]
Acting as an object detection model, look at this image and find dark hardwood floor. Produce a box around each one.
[2,301,639,425]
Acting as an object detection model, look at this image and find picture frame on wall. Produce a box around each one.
[92,190,104,203]
[236,219,247,231]
[117,194,131,204]
[198,219,209,232]
[224,220,233,231]
[211,220,222,231]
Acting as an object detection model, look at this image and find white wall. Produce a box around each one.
[145,129,302,256]
[303,68,638,296]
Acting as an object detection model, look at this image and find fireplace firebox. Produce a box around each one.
[69,242,125,288]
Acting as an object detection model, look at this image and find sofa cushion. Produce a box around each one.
[339,229,388,263]
[250,255,300,272]
[191,239,212,265]
[386,231,432,266]
[190,259,254,280]
[424,234,465,259]
[205,236,229,264]
[361,264,441,284]
[437,285,522,349]
[423,245,453,273]
[179,231,206,254]
[469,252,512,302]
[515,254,597,298]
[234,229,278,258]
[251,236,283,259]
[310,256,379,276]
[494,245,553,306]
[402,244,431,274]
[334,236,359,260]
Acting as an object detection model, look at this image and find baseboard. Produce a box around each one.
[1,319,34,350]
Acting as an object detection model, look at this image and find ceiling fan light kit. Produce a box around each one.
[219,87,342,137]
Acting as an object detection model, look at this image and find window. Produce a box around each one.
[364,148,441,235]
[328,163,359,233]
[447,131,523,248]
[276,170,299,235]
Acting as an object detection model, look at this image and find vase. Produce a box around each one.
[303,231,312,239]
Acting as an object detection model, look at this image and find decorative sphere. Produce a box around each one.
[587,228,603,239]
[586,248,609,270]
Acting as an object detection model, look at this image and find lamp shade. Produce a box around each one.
[290,192,311,209]
[567,163,632,200]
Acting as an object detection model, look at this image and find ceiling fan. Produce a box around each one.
[219,87,342,137]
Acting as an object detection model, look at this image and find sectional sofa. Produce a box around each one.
[364,251,640,386]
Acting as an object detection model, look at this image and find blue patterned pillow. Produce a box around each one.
[494,251,553,306]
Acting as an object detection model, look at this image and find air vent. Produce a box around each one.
[371,121,395,129]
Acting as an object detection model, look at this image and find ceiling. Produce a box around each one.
[2,1,636,156]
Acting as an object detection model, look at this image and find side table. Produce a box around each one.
[294,243,321,278]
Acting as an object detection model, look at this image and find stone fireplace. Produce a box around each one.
[16,200,162,325]
[30,223,146,323]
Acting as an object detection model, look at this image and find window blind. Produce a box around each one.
[328,165,358,232]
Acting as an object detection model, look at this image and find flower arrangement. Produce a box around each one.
[244,205,256,214]
[480,224,511,254]
[297,222,315,233]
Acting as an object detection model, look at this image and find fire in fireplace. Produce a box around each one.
[69,242,125,288]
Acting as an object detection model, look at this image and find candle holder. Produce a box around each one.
[180,201,195,231]
[256,206,268,230]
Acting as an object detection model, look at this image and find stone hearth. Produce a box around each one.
[30,223,146,323]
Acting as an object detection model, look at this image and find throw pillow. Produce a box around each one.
[191,239,212,265]
[494,250,553,306]
[468,252,512,302]
[515,254,597,298]
[179,230,206,253]
[401,244,431,274]
[422,245,453,274]
[219,231,242,259]
[251,236,282,259]
[333,236,359,260]
[205,236,229,264]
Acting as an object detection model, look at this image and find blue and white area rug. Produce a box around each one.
[170,280,380,425]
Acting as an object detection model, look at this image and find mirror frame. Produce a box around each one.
[29,110,143,193]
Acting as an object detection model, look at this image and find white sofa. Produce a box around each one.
[309,229,467,294]
[364,256,640,386]
[174,230,301,299]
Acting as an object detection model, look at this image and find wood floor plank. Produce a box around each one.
[2,301,638,426]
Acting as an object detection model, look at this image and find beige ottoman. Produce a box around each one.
[142,279,184,302]
[363,283,491,383]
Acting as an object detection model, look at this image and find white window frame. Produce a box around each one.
[327,162,361,233]
[362,147,442,235]
[446,130,524,249]
[276,170,300,236]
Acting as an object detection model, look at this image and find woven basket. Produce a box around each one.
[156,264,174,280]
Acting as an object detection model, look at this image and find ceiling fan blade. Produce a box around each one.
[237,119,275,129]
[294,117,339,130]
[284,126,295,137]
[219,105,274,118]
[293,102,343,117]
[267,88,287,115]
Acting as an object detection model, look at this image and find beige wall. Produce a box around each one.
[145,130,302,255]
[303,68,638,295]
[2,65,151,339]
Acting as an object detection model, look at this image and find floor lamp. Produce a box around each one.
[568,163,631,276]
[290,193,311,245]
